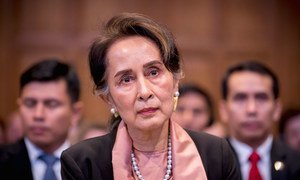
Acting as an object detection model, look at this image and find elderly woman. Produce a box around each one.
[61,13,240,180]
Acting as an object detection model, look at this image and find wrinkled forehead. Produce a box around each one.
[106,36,162,71]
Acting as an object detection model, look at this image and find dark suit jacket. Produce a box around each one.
[0,139,33,180]
[61,129,241,180]
[227,138,300,180]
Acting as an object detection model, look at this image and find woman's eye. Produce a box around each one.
[120,75,133,84]
[148,68,159,76]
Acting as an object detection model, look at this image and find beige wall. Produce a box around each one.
[1,0,299,125]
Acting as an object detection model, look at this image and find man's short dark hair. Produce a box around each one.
[20,58,80,103]
[221,60,279,100]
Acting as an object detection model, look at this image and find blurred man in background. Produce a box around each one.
[0,59,82,180]
[219,61,300,180]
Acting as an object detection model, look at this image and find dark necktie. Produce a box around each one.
[39,153,58,180]
[248,151,262,180]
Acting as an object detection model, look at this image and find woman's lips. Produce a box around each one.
[138,107,158,116]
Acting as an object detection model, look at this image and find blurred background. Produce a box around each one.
[0,0,299,127]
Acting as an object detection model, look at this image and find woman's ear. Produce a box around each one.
[100,94,109,104]
[101,93,115,108]
[174,78,179,93]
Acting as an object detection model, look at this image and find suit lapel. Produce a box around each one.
[226,138,243,179]
[270,139,289,180]
[7,139,33,180]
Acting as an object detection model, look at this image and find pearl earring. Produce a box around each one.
[173,91,180,111]
[110,108,119,118]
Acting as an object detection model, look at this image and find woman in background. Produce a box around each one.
[172,84,226,137]
[279,108,300,152]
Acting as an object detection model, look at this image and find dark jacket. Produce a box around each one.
[227,138,300,180]
[0,139,33,180]
[61,129,241,180]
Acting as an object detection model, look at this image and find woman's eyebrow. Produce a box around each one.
[114,69,132,78]
[143,60,163,68]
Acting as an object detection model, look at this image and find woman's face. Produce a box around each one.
[105,36,178,133]
[172,92,210,132]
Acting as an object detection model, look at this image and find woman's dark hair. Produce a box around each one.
[178,84,215,127]
[279,108,300,135]
[88,13,183,129]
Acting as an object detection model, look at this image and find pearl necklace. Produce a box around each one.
[131,135,172,180]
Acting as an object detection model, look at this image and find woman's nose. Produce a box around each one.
[137,78,153,101]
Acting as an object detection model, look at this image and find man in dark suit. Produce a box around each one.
[0,59,82,180]
[219,61,300,180]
